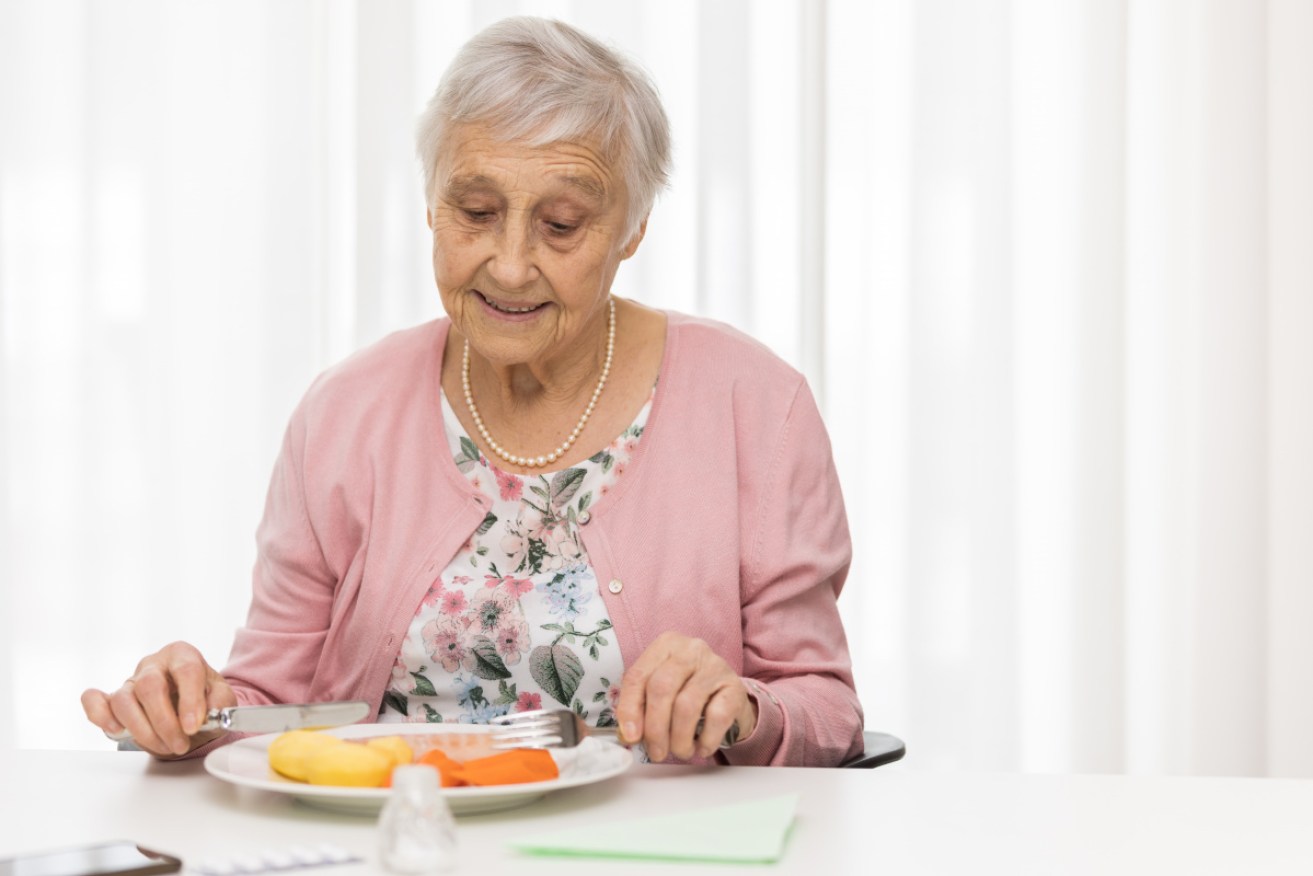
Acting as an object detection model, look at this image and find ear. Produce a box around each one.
[620,217,648,260]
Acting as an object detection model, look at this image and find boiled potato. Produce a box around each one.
[365,735,415,770]
[268,730,346,782]
[303,741,393,787]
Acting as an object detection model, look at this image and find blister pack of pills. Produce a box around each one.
[189,843,361,875]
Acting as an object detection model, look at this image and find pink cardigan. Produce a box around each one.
[221,311,864,766]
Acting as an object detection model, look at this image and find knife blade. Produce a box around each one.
[106,700,371,742]
[210,700,372,734]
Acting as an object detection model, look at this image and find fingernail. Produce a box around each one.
[622,722,638,743]
[182,715,197,735]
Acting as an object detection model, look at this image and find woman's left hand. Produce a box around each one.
[614,631,758,762]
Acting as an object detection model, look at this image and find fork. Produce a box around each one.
[490,708,739,750]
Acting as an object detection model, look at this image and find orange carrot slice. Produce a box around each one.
[417,748,468,787]
[457,749,559,786]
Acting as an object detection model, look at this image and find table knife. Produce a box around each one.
[106,700,371,742]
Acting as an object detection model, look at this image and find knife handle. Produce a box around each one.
[104,708,225,743]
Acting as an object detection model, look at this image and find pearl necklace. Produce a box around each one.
[461,297,615,469]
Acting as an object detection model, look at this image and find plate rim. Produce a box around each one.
[203,722,633,805]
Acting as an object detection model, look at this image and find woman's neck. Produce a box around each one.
[442,299,666,473]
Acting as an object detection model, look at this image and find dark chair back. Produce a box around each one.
[840,731,905,769]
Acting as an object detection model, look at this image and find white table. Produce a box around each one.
[2,748,1311,875]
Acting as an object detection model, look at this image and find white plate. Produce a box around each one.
[203,723,633,816]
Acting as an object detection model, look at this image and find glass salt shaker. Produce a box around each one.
[377,765,458,874]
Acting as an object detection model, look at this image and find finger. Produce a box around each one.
[616,643,671,745]
[80,688,122,735]
[106,680,173,756]
[641,659,698,762]
[204,673,238,715]
[614,673,648,746]
[695,685,745,758]
[130,663,191,756]
[168,654,212,736]
[667,671,724,760]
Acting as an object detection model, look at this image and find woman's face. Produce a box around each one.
[428,124,643,371]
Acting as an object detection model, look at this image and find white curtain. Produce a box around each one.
[1,0,1310,776]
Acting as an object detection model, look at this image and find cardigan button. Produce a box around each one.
[578,510,591,525]
[607,579,623,594]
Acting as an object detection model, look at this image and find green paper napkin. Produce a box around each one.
[509,793,798,864]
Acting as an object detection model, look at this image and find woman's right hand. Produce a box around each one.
[80,641,236,757]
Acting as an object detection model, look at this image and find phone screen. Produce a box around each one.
[0,843,181,876]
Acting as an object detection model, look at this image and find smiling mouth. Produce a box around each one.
[478,291,546,314]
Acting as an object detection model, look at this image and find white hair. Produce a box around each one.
[415,16,672,238]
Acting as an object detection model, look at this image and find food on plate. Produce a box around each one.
[304,741,394,787]
[267,729,346,782]
[417,748,466,788]
[456,749,559,786]
[416,747,558,787]
[365,735,414,770]
[266,730,559,789]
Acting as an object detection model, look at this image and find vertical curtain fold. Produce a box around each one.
[1265,0,1313,779]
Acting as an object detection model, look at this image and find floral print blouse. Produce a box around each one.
[377,391,651,729]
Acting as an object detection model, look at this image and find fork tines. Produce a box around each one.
[490,711,567,750]
[489,731,564,750]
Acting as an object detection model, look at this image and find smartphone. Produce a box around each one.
[0,842,181,876]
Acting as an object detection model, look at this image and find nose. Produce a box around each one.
[486,215,538,291]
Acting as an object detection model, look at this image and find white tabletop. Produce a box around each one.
[2,748,1311,875]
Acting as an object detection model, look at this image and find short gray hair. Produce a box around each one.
[416,17,672,238]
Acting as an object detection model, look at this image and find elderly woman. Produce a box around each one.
[82,17,863,767]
